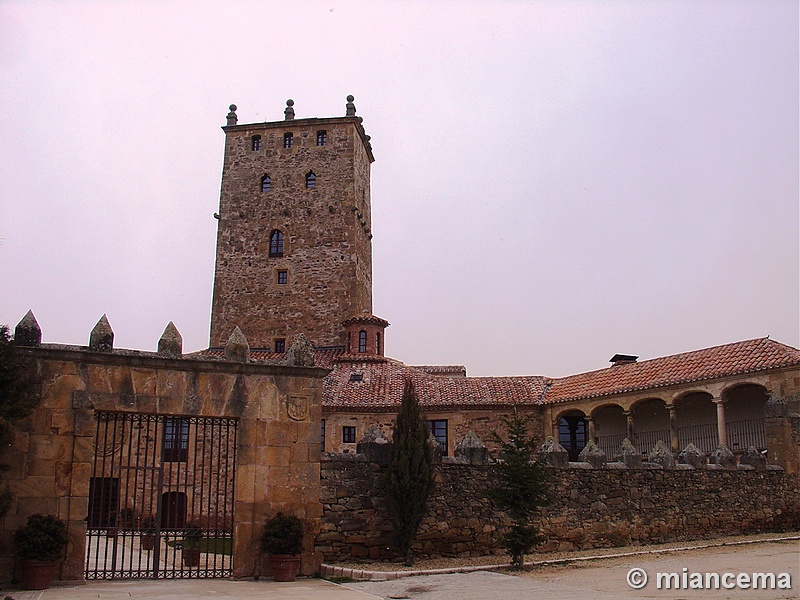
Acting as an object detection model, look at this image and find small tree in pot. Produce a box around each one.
[140,515,158,551]
[14,514,67,590]
[261,513,303,582]
[181,520,203,567]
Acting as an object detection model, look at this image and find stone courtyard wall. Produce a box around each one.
[318,456,800,562]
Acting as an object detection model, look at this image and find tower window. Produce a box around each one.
[274,338,286,353]
[305,171,316,189]
[251,135,262,151]
[260,174,271,192]
[269,229,284,257]
[283,132,293,148]
[342,426,356,444]
[376,332,381,355]
[277,270,288,284]
[316,130,327,146]
[358,330,367,353]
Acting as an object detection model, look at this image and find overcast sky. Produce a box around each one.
[1,1,797,377]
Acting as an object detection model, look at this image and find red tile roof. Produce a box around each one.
[197,338,800,410]
[544,337,800,404]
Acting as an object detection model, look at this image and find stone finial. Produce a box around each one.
[157,321,183,357]
[345,94,356,117]
[648,440,675,469]
[739,446,767,471]
[620,438,642,468]
[14,310,41,347]
[538,437,569,468]
[89,315,114,352]
[226,104,238,126]
[709,445,736,469]
[286,333,315,366]
[284,99,295,120]
[356,425,391,464]
[578,440,606,468]
[764,392,788,418]
[678,443,707,468]
[454,431,489,465]
[224,326,250,362]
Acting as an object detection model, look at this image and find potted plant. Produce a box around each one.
[181,520,203,567]
[261,512,303,582]
[14,514,68,590]
[140,515,158,551]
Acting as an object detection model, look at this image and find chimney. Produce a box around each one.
[610,354,638,366]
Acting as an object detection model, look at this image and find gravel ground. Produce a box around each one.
[331,530,800,572]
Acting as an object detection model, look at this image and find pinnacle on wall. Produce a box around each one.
[14,310,41,347]
[224,327,250,362]
[284,99,295,121]
[157,321,183,357]
[226,104,237,126]
[286,333,315,367]
[89,315,114,353]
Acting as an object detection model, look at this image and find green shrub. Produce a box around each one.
[13,514,67,561]
[261,513,303,555]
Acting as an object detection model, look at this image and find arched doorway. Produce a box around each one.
[723,384,768,451]
[558,411,587,461]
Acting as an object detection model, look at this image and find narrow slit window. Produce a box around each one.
[269,229,284,257]
[260,174,271,192]
[283,132,293,148]
[251,135,262,151]
[305,171,316,189]
[316,130,327,146]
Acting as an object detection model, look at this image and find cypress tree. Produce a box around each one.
[487,407,549,568]
[384,378,435,566]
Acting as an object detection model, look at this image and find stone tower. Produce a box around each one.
[209,97,375,350]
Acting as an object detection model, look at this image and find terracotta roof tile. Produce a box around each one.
[544,337,800,404]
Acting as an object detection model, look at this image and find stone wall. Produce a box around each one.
[318,456,800,562]
[0,343,328,582]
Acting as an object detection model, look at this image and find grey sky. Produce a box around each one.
[1,1,797,377]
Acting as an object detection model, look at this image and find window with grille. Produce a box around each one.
[305,171,316,189]
[275,338,286,353]
[316,130,327,146]
[283,132,293,148]
[251,135,262,151]
[163,417,189,462]
[343,425,356,444]
[260,174,271,192]
[277,270,288,284]
[358,330,367,353]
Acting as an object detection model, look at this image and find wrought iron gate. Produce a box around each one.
[86,412,237,579]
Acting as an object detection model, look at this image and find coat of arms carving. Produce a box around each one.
[287,395,310,421]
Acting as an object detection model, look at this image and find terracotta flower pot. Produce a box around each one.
[182,547,201,567]
[269,554,301,582]
[141,534,156,551]
[19,559,58,590]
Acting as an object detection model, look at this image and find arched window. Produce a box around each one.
[283,132,293,148]
[260,174,271,192]
[269,229,284,257]
[251,135,262,151]
[358,330,367,353]
[305,171,316,189]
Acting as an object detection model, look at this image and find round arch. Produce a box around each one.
[722,383,769,451]
[556,409,587,462]
[674,391,716,453]
[632,398,669,456]
[590,404,626,458]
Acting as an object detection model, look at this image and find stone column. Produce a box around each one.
[552,419,560,441]
[624,411,634,444]
[586,416,596,444]
[667,404,680,454]
[714,397,727,448]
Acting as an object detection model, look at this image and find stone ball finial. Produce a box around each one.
[346,95,356,116]
[284,99,295,120]
[286,333,315,367]
[157,321,183,357]
[14,309,41,347]
[226,104,238,126]
[89,315,114,353]
[224,326,250,362]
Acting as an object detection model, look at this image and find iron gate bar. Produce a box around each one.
[86,412,238,580]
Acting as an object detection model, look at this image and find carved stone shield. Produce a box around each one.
[287,395,309,421]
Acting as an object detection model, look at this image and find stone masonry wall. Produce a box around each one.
[319,457,800,562]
